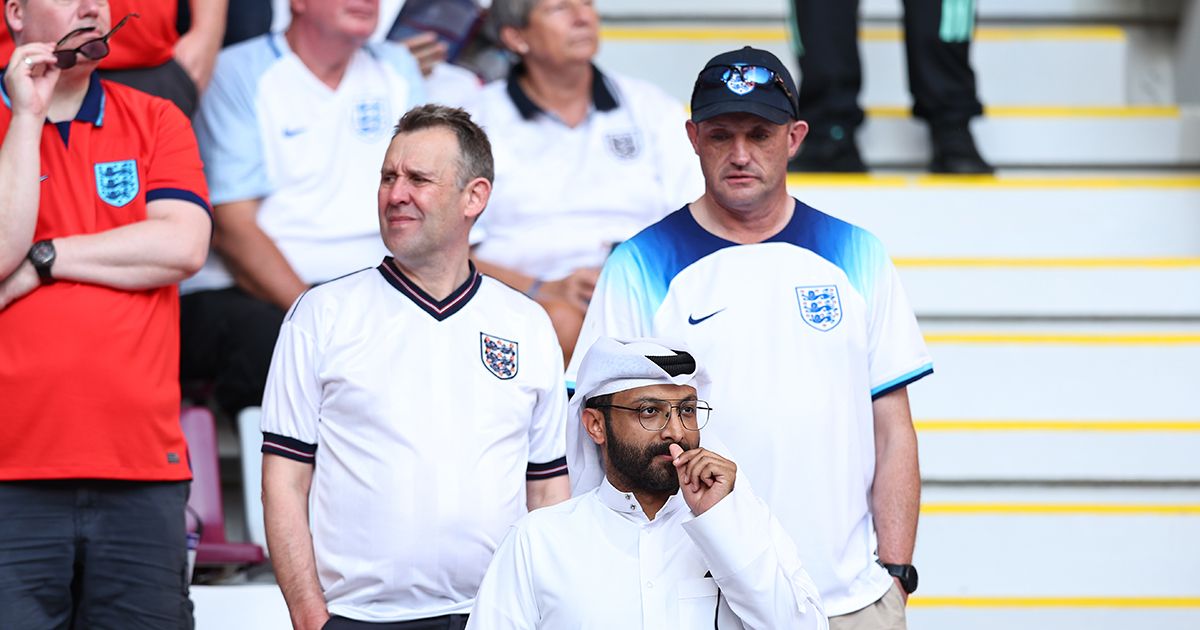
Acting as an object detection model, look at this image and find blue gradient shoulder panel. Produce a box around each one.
[612,199,889,315]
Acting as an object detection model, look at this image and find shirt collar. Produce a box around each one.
[597,477,686,524]
[505,63,619,121]
[375,257,482,321]
[0,71,105,126]
[76,72,105,125]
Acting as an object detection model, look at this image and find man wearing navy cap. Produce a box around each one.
[567,47,933,629]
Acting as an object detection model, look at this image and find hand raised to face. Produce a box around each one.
[669,443,736,516]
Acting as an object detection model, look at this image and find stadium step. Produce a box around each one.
[596,24,1132,107]
[910,485,1200,630]
[910,321,1200,481]
[789,173,1200,317]
[598,0,1184,21]
[859,106,1197,167]
[596,22,1197,167]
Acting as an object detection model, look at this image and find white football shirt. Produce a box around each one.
[261,260,568,622]
[566,201,933,616]
[466,67,704,281]
[185,34,426,293]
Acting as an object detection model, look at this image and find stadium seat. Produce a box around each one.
[238,407,269,554]
[181,406,266,567]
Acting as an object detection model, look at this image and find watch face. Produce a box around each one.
[30,241,55,265]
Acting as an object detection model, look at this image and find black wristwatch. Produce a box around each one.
[881,562,919,594]
[27,239,56,284]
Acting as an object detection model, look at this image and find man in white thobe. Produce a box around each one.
[468,337,828,629]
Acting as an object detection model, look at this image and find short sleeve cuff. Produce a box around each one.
[526,456,568,480]
[262,432,317,464]
[871,362,934,400]
[146,188,212,216]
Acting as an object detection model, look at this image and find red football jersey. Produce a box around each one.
[0,75,210,481]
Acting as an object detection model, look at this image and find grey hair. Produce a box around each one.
[489,0,543,32]
[392,104,494,190]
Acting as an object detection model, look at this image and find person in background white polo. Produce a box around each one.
[465,0,704,362]
[180,0,427,422]
[261,105,571,630]
[468,337,828,629]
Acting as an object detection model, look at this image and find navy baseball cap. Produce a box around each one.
[690,46,799,125]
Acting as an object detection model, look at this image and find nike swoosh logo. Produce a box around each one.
[688,309,725,325]
[39,175,48,182]
[282,127,306,137]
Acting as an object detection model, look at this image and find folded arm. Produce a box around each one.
[50,198,210,289]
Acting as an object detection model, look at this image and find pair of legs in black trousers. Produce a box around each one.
[790,0,992,173]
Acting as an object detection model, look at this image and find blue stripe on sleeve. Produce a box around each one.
[146,188,212,216]
[871,363,935,399]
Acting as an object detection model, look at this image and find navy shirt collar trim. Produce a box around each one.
[376,257,482,321]
[505,63,618,121]
[0,71,105,126]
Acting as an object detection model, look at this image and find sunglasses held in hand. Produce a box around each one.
[51,13,138,70]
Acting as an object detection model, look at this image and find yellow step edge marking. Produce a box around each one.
[915,419,1200,432]
[910,596,1200,608]
[922,503,1200,516]
[923,333,1200,345]
[868,105,1179,118]
[786,174,1200,189]
[910,175,1200,189]
[600,26,1124,43]
[895,257,1200,269]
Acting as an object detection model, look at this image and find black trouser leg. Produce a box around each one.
[902,0,984,125]
[180,288,285,419]
[791,0,865,130]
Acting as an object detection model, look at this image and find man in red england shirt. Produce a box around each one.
[0,0,211,627]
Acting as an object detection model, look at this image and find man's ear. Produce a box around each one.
[462,176,491,222]
[685,119,700,156]
[5,0,24,42]
[787,119,809,159]
[582,408,606,446]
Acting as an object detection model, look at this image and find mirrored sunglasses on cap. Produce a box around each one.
[52,13,138,70]
[696,63,797,114]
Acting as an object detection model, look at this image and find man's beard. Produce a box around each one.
[605,421,691,494]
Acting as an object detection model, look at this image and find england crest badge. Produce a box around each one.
[795,285,843,332]
[605,131,641,160]
[480,332,519,380]
[352,98,388,139]
[94,159,139,207]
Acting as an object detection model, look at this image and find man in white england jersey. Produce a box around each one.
[262,104,571,630]
[567,47,932,630]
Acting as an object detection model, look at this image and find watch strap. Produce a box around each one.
[881,562,919,594]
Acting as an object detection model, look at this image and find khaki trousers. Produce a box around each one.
[828,583,908,630]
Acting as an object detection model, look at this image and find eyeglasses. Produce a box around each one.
[694,63,798,117]
[592,399,713,432]
[53,13,139,70]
